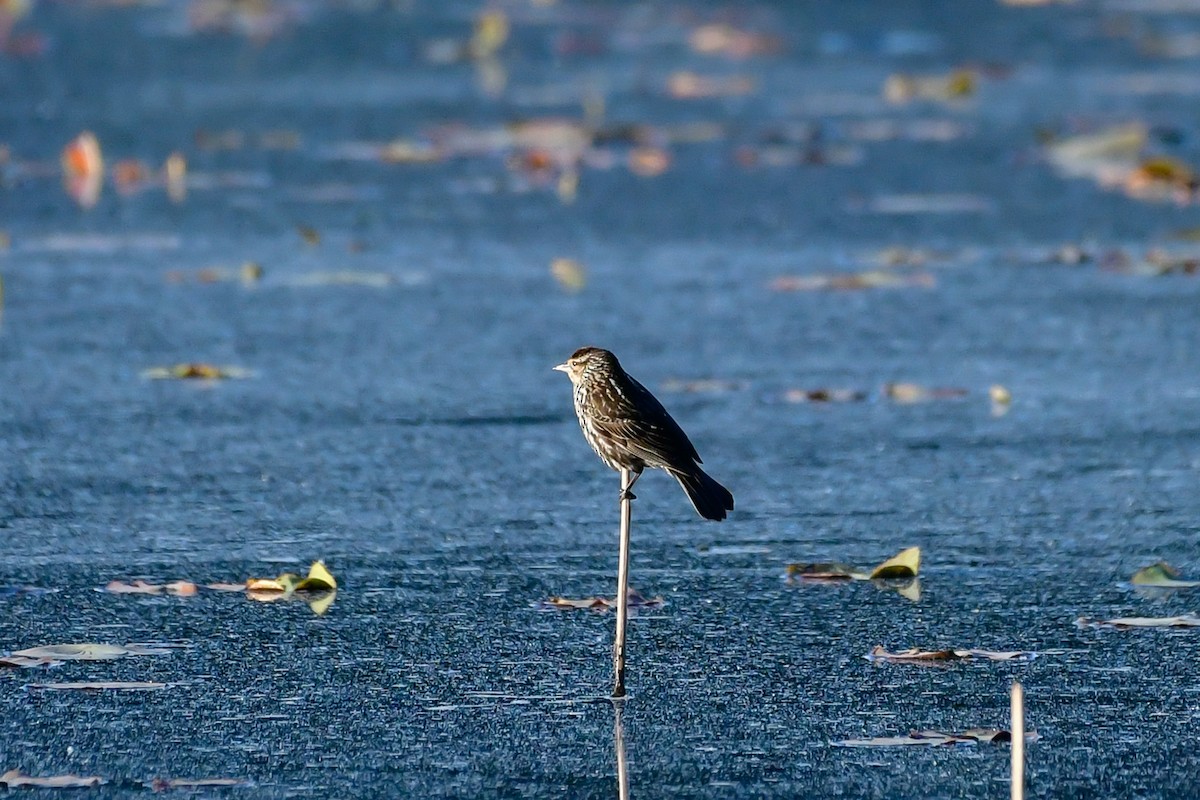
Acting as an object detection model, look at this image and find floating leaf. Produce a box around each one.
[770,270,935,292]
[27,681,167,691]
[783,388,868,403]
[10,643,171,661]
[296,225,321,246]
[660,378,741,394]
[869,546,921,579]
[866,646,1038,664]
[282,271,396,288]
[1131,561,1200,588]
[103,580,197,596]
[142,364,253,380]
[165,152,187,203]
[61,131,104,209]
[834,728,1035,748]
[149,778,249,791]
[550,258,586,292]
[469,10,509,60]
[628,146,671,177]
[0,770,105,788]
[293,561,337,592]
[245,577,291,593]
[543,588,664,612]
[884,383,969,404]
[883,69,977,105]
[688,24,780,58]
[851,194,992,214]
[206,582,250,592]
[1078,614,1200,630]
[666,71,756,99]
[786,562,863,581]
[0,655,61,669]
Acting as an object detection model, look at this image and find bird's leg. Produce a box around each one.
[619,469,641,502]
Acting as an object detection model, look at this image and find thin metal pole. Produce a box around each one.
[1011,681,1025,800]
[613,700,629,800]
[612,468,633,698]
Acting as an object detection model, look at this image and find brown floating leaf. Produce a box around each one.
[1131,561,1200,588]
[867,646,1038,664]
[543,588,664,612]
[104,580,197,596]
[834,728,1034,748]
[788,547,921,582]
[150,777,248,791]
[28,681,167,691]
[0,770,105,788]
[1078,614,1200,630]
[61,131,104,209]
[296,224,321,246]
[142,364,253,380]
[783,388,868,404]
[786,562,861,581]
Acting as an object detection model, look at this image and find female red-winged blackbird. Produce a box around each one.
[554,346,734,521]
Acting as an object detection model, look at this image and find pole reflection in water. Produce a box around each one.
[613,700,629,800]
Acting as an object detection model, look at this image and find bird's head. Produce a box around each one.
[553,346,614,384]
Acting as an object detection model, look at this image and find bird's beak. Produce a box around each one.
[553,362,569,373]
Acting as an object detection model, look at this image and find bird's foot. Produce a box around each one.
[619,489,637,502]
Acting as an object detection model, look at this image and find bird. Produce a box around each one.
[554,346,734,521]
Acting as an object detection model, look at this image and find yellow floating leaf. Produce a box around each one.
[293,560,337,592]
[469,10,509,60]
[245,577,289,592]
[883,69,976,105]
[869,546,921,579]
[550,257,586,292]
[1131,561,1200,587]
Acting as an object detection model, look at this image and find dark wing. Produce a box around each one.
[584,373,703,468]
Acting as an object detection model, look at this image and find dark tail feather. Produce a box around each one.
[672,467,734,521]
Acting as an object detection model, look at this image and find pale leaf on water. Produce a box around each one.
[0,770,105,788]
[28,681,167,691]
